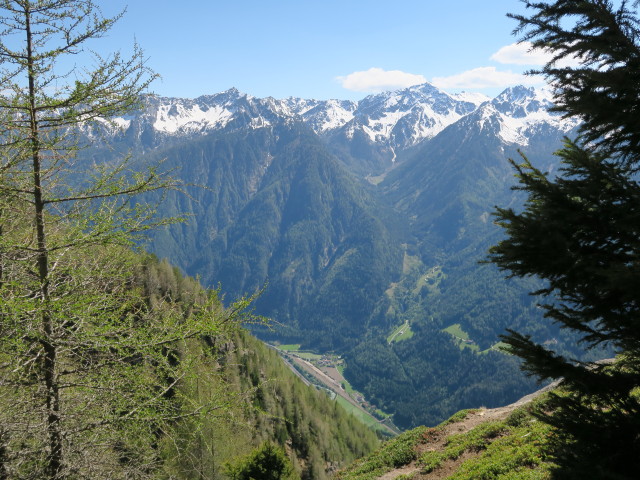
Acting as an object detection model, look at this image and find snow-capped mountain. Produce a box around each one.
[477,85,580,146]
[94,82,577,168]
[114,82,483,149]
[333,83,483,149]
[135,88,295,136]
[88,81,583,431]
[89,88,297,146]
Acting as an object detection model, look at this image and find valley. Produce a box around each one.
[3,1,637,478]
[79,81,582,429]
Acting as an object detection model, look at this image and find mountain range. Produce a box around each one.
[84,82,583,428]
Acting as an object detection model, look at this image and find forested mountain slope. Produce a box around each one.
[80,83,590,428]
[137,121,405,350]
[142,256,381,479]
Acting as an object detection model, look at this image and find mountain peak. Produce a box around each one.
[496,85,536,101]
[406,82,451,98]
[344,82,482,148]
[450,91,491,107]
[491,85,555,119]
[460,85,579,146]
[101,84,576,156]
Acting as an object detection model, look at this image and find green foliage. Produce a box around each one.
[0,237,377,480]
[335,426,428,480]
[225,442,296,480]
[0,1,201,478]
[420,421,508,472]
[508,0,640,162]
[170,325,379,480]
[0,211,254,478]
[445,420,552,480]
[442,398,558,479]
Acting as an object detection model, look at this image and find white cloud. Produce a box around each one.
[337,67,426,93]
[491,42,582,67]
[431,67,544,90]
[490,42,550,65]
[430,42,583,92]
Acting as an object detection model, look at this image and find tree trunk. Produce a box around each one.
[25,6,63,479]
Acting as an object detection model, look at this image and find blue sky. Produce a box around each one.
[99,0,550,101]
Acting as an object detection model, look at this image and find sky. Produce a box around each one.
[97,0,553,101]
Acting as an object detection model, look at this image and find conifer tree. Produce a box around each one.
[0,1,249,478]
[488,1,640,477]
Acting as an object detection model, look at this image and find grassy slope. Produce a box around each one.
[336,392,555,480]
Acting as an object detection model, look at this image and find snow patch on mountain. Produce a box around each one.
[362,110,409,142]
[497,108,579,145]
[473,86,580,146]
[111,117,132,131]
[92,116,132,134]
[410,104,470,141]
[153,102,234,133]
[450,91,491,107]
[298,99,357,132]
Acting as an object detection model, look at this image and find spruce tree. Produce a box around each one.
[488,1,640,478]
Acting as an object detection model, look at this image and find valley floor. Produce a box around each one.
[269,344,400,436]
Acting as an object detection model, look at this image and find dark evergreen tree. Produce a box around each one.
[509,0,640,163]
[488,1,640,478]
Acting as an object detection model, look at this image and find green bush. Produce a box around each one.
[225,442,297,480]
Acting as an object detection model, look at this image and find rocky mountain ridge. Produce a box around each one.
[94,83,577,163]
